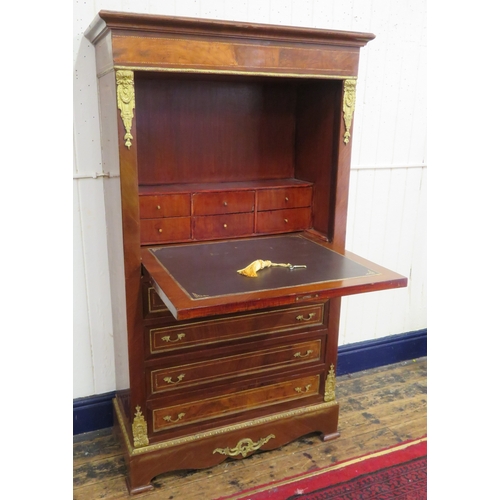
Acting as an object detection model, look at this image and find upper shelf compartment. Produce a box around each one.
[135,74,299,186]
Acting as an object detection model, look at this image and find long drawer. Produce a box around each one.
[144,286,170,317]
[149,338,322,395]
[151,374,320,432]
[148,303,326,356]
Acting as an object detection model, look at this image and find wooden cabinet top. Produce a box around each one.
[85,10,375,78]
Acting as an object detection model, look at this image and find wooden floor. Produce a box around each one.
[73,357,427,499]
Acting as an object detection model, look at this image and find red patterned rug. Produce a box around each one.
[221,437,427,500]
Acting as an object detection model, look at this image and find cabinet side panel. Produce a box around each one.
[95,31,114,77]
[295,81,340,238]
[100,69,147,415]
[98,71,130,394]
[330,81,354,252]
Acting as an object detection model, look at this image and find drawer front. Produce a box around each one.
[152,374,320,432]
[257,187,313,211]
[192,191,255,216]
[140,194,191,219]
[149,303,325,355]
[140,217,191,244]
[150,338,322,395]
[256,208,311,234]
[145,286,170,316]
[193,212,254,240]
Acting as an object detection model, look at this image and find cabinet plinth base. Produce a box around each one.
[113,398,339,495]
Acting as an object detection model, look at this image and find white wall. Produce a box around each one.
[73,0,426,399]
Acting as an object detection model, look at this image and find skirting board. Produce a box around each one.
[73,329,426,435]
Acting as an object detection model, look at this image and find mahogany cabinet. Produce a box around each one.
[85,11,406,494]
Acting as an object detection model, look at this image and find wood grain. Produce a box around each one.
[73,357,426,499]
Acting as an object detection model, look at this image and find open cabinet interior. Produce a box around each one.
[85,11,406,495]
[135,73,342,245]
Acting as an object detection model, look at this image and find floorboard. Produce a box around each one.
[73,358,427,499]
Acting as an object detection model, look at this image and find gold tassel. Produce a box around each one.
[237,260,306,278]
[237,259,273,277]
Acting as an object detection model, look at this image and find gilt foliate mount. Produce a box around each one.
[342,79,357,144]
[116,70,136,149]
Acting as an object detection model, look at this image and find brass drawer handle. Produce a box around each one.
[294,384,312,394]
[285,197,289,201]
[163,374,186,385]
[296,313,316,321]
[223,223,228,228]
[284,218,288,223]
[213,434,275,458]
[161,333,186,343]
[158,228,163,233]
[157,205,161,210]
[223,201,228,206]
[293,349,313,359]
[163,412,186,423]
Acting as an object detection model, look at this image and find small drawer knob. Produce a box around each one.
[158,228,163,233]
[223,201,228,206]
[284,218,289,223]
[223,223,228,228]
[285,197,289,202]
[157,205,161,210]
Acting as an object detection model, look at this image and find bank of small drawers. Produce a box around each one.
[139,184,313,244]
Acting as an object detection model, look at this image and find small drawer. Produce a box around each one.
[139,194,191,219]
[149,338,322,395]
[192,191,255,216]
[257,187,312,211]
[148,303,325,356]
[152,374,320,432]
[140,217,191,244]
[193,213,254,240]
[256,208,311,234]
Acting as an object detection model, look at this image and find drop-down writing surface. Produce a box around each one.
[141,234,407,320]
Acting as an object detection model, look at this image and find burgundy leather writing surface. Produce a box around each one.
[149,234,377,300]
